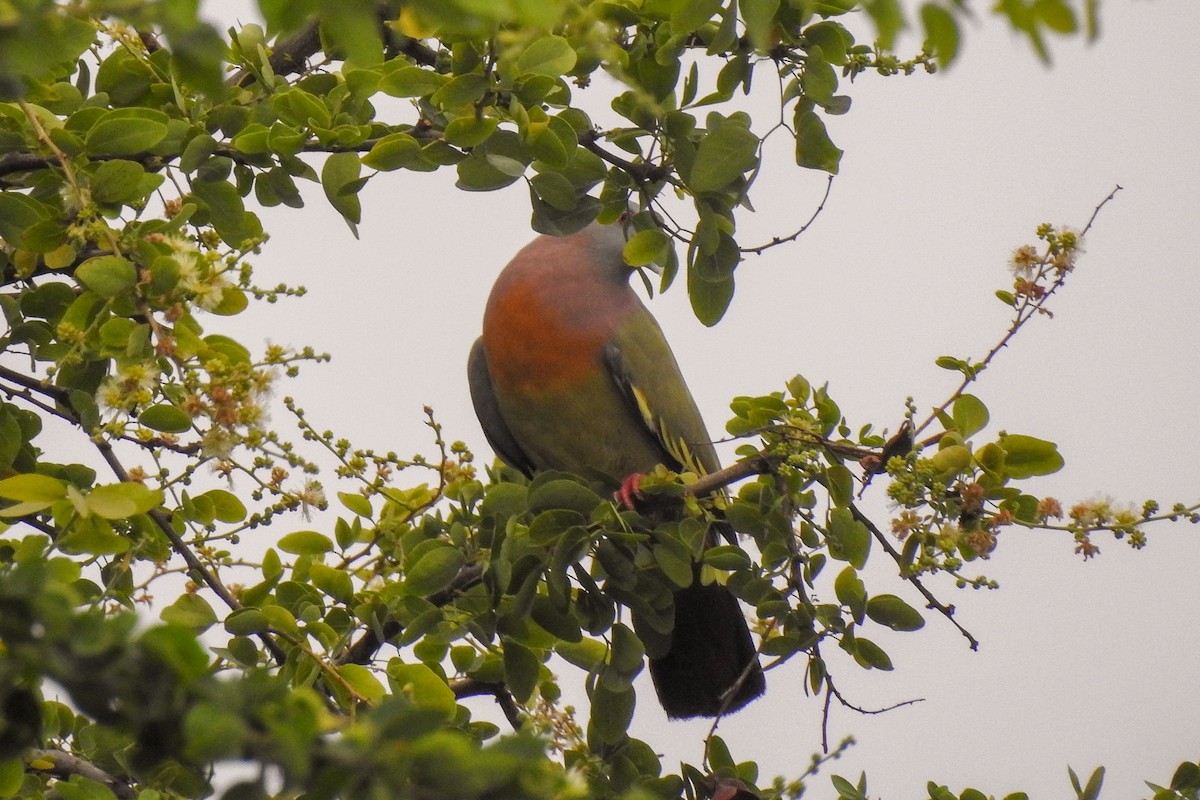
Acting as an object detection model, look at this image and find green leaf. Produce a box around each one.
[671,0,722,33]
[687,260,735,326]
[555,638,607,671]
[90,159,156,205]
[801,56,838,106]
[310,563,355,604]
[920,3,960,67]
[804,21,852,65]
[183,702,248,762]
[1075,766,1104,800]
[278,530,334,555]
[530,595,582,642]
[852,635,893,670]
[826,464,854,508]
[443,116,499,147]
[529,171,578,211]
[998,433,1064,479]
[609,623,644,674]
[866,594,925,631]
[689,117,759,192]
[337,664,385,704]
[952,394,989,438]
[503,639,541,703]
[363,132,422,171]
[387,661,457,718]
[0,473,67,502]
[834,566,866,622]
[516,35,577,77]
[273,89,331,130]
[406,543,466,595]
[321,151,363,230]
[316,0,383,67]
[84,109,170,155]
[224,607,269,635]
[794,108,842,174]
[528,479,601,514]
[0,193,51,244]
[378,66,447,98]
[930,443,972,479]
[623,229,672,267]
[85,482,163,519]
[703,544,751,570]
[826,507,870,568]
[653,542,694,589]
[191,179,263,247]
[530,191,599,236]
[431,73,489,109]
[862,0,904,49]
[56,516,130,555]
[590,682,634,744]
[0,758,24,797]
[742,0,781,51]
[75,255,137,297]
[338,491,372,518]
[160,593,218,631]
[1034,0,1077,33]
[139,404,192,433]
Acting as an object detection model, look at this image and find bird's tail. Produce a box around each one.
[639,569,765,719]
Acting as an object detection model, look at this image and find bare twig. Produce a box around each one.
[849,502,979,650]
[913,185,1123,440]
[740,175,835,255]
[819,671,923,753]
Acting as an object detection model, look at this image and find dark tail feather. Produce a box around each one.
[645,577,765,719]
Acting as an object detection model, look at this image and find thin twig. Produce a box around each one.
[819,672,923,753]
[93,439,289,665]
[740,175,835,255]
[849,502,978,650]
[913,185,1123,440]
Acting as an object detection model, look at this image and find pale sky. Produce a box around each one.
[189,2,1200,796]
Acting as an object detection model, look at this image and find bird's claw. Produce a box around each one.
[614,472,646,510]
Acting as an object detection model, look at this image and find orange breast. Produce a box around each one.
[482,261,633,395]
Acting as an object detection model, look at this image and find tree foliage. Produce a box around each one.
[0,2,1195,800]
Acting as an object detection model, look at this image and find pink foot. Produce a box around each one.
[614,472,646,510]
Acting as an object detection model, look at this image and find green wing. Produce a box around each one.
[602,304,722,478]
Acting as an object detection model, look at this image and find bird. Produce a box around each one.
[467,217,765,719]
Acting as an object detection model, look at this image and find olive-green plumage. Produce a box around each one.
[468,220,765,719]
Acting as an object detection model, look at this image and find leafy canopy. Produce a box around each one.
[0,3,1195,800]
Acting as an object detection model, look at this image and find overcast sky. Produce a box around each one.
[178,2,1200,796]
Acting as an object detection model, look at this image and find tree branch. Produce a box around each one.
[338,562,485,666]
[913,185,1123,440]
[234,4,440,88]
[740,175,835,255]
[578,129,677,186]
[93,439,290,666]
[450,678,524,730]
[27,749,137,800]
[850,502,979,650]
